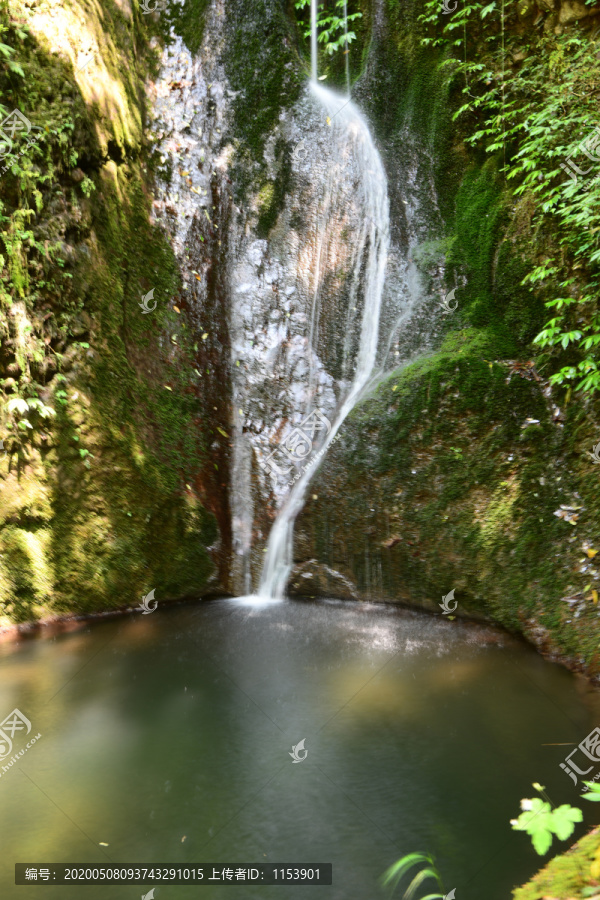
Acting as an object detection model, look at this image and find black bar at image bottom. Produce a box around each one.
[15,864,333,885]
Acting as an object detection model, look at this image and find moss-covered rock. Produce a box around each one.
[296,329,600,676]
[290,0,600,679]
[0,0,220,625]
[513,825,600,899]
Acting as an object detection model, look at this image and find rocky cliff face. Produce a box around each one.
[0,0,221,626]
[294,337,600,677]
[2,0,599,678]
[148,0,449,596]
[284,0,600,683]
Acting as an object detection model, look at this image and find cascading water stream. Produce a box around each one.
[343,0,351,95]
[258,74,390,598]
[311,0,318,83]
[149,1,426,603]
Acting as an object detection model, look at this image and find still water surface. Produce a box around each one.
[0,597,597,899]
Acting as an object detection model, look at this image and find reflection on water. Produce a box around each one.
[0,597,597,900]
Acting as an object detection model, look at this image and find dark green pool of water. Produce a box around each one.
[0,596,597,899]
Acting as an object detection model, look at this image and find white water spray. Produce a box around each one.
[258,83,390,600]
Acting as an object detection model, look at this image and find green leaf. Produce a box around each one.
[582,782,600,801]
[549,804,582,840]
[382,853,434,889]
[7,398,29,415]
[511,798,550,833]
[511,796,583,855]
[405,869,442,900]
[381,851,444,899]
[531,827,553,856]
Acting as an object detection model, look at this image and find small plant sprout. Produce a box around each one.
[510,783,583,855]
[381,852,445,900]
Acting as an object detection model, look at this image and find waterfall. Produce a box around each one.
[258,84,390,599]
[311,0,318,82]
[149,1,422,603]
[343,0,350,95]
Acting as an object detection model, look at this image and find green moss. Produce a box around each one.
[300,332,595,657]
[41,159,217,614]
[0,526,53,622]
[495,235,547,346]
[513,826,600,900]
[286,0,600,684]
[170,0,212,56]
[223,0,302,166]
[0,0,218,623]
[256,138,293,237]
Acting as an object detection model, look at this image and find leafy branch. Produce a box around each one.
[294,0,362,56]
[418,0,600,395]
